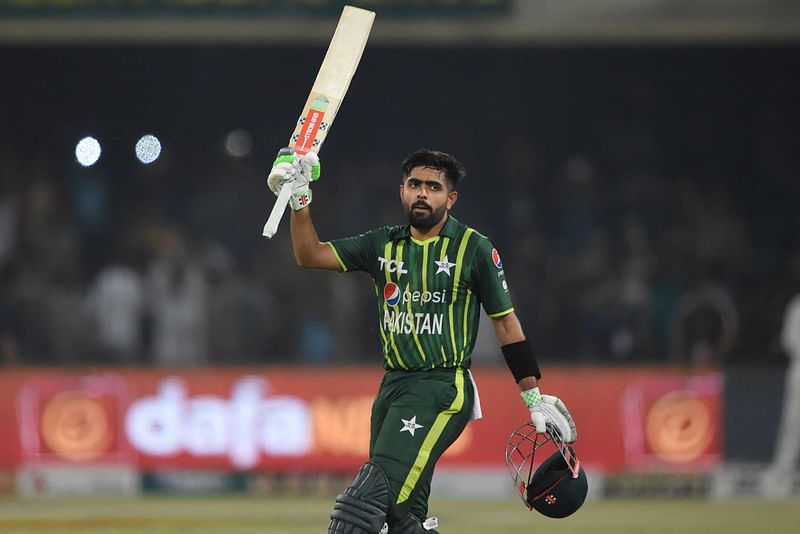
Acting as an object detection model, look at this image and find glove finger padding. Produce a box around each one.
[293,151,321,182]
[267,161,294,196]
[271,147,321,182]
[522,387,577,444]
[267,148,321,209]
[539,396,577,443]
[530,411,546,434]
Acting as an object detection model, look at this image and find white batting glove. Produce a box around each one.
[521,387,577,443]
[267,160,293,196]
[266,148,320,210]
[292,150,320,185]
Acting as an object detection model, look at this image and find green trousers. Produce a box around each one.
[369,367,474,524]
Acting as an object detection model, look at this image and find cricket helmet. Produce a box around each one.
[505,422,587,519]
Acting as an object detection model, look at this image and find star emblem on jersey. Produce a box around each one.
[434,255,456,276]
[400,416,424,436]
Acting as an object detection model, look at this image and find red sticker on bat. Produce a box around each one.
[295,109,325,155]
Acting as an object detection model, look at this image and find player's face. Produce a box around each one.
[400,166,458,231]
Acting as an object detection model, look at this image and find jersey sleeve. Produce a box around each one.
[472,236,515,318]
[327,228,384,274]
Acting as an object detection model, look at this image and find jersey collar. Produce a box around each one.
[390,215,462,241]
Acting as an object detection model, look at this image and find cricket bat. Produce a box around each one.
[262,5,375,238]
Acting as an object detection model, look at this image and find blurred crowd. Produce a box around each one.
[1,46,799,368]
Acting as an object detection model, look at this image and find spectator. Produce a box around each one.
[763,250,800,497]
[206,242,278,363]
[0,270,20,366]
[667,278,739,366]
[86,251,145,365]
[145,228,209,367]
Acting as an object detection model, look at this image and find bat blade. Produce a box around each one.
[263,5,375,238]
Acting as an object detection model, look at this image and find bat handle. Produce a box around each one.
[262,182,294,238]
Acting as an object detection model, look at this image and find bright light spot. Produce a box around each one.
[135,134,162,164]
[224,129,253,158]
[75,136,102,167]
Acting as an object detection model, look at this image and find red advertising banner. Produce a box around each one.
[0,366,721,473]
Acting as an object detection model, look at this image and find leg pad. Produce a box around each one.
[328,462,390,533]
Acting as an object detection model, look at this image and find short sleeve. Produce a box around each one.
[328,229,384,274]
[472,237,515,318]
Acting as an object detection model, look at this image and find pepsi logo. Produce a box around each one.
[492,248,503,269]
[384,282,401,306]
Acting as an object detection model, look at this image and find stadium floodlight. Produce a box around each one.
[75,136,102,167]
[224,129,253,158]
[135,134,162,164]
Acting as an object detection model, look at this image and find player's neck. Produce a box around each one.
[410,214,448,241]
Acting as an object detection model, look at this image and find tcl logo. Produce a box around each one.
[125,377,311,469]
[378,256,408,274]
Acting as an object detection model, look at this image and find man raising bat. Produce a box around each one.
[267,149,577,533]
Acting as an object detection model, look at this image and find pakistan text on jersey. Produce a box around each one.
[383,311,444,336]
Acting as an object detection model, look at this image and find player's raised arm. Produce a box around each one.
[291,209,340,271]
[266,149,340,271]
[261,6,374,239]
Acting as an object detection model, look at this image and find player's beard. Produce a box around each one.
[406,200,445,231]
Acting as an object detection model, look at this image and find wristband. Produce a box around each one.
[290,189,312,211]
[501,339,541,382]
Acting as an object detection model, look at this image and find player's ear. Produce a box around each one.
[399,183,405,201]
[447,190,458,210]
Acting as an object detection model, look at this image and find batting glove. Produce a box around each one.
[266,148,321,210]
[521,387,577,443]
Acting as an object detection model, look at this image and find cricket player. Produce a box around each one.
[268,148,577,533]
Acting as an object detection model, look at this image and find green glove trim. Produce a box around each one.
[520,387,542,409]
[272,148,321,182]
[273,153,294,167]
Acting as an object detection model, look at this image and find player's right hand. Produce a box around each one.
[267,148,321,196]
[267,148,321,211]
[291,151,321,185]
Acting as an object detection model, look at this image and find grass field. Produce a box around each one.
[0,495,797,534]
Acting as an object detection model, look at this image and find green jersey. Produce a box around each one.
[328,216,514,371]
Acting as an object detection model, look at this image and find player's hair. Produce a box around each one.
[401,149,466,190]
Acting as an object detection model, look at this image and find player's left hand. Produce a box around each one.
[522,387,577,443]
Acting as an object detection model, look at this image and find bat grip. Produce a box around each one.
[262,182,294,238]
